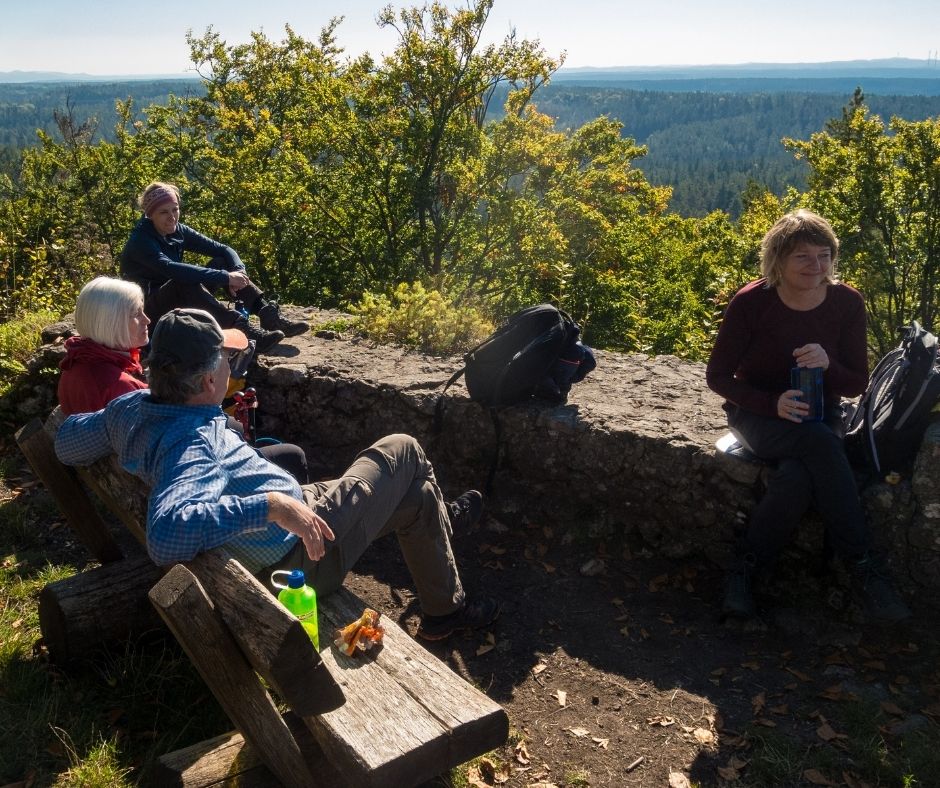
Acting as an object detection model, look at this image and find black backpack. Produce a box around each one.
[845,321,940,476]
[434,304,594,490]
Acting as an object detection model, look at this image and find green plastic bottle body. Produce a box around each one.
[278,585,319,649]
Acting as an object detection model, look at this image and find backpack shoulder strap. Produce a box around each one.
[433,365,467,433]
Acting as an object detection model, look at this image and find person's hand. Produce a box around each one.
[777,389,810,422]
[267,492,335,561]
[228,271,250,296]
[793,343,829,370]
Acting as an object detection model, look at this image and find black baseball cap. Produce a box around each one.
[148,308,248,371]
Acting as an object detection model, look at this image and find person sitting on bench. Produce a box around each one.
[120,181,308,355]
[57,276,309,484]
[706,209,910,623]
[54,308,497,641]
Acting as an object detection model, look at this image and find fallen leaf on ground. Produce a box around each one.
[514,741,530,765]
[818,683,845,701]
[786,667,812,682]
[741,660,760,670]
[580,558,606,576]
[716,759,747,781]
[475,632,495,656]
[880,701,905,716]
[693,727,715,744]
[816,722,848,742]
[566,727,590,737]
[592,737,609,749]
[842,771,871,788]
[649,573,669,592]
[554,690,567,707]
[751,692,766,715]
[532,663,547,676]
[863,660,887,671]
[803,768,838,785]
[541,562,556,573]
[769,704,789,715]
[754,718,777,727]
[668,772,691,788]
[647,715,676,727]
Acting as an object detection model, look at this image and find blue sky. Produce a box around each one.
[2,0,939,75]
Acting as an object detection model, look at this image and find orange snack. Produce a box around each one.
[333,608,385,655]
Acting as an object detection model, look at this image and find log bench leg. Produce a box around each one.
[149,564,317,788]
[15,417,123,563]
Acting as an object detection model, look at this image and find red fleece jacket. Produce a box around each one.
[57,336,146,416]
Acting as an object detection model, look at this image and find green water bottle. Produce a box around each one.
[271,569,319,649]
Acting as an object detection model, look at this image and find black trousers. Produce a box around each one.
[727,404,869,565]
[143,263,264,329]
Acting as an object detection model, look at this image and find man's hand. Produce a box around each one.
[777,389,810,422]
[228,271,250,296]
[793,343,829,370]
[267,492,335,561]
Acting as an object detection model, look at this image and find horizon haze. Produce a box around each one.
[2,0,939,76]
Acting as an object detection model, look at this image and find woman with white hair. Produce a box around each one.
[58,276,150,415]
[58,277,309,482]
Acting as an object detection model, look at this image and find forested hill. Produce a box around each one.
[4,74,940,217]
[0,79,202,148]
[516,87,940,216]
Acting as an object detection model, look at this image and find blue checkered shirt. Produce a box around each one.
[54,390,301,572]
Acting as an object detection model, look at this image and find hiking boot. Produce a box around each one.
[850,554,912,623]
[417,596,501,641]
[237,319,285,355]
[259,301,309,338]
[722,554,757,619]
[447,490,483,530]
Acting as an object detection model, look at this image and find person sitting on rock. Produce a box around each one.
[54,307,497,641]
[706,209,910,624]
[120,181,308,355]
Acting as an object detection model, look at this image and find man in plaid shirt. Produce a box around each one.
[55,308,499,641]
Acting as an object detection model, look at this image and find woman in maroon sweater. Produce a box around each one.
[706,210,909,623]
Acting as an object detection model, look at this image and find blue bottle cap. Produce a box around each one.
[287,569,306,589]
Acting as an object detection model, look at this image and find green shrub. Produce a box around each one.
[349,282,493,356]
[0,308,59,396]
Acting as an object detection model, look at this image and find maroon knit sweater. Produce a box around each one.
[706,279,868,418]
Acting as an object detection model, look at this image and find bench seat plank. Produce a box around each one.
[310,587,509,788]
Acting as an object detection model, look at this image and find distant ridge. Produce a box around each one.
[0,70,196,84]
[555,58,940,82]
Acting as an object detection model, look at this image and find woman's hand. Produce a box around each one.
[267,491,335,561]
[793,343,829,370]
[777,389,810,422]
[228,271,250,296]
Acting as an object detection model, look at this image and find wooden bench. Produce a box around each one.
[16,412,508,787]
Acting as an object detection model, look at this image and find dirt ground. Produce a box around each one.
[344,501,940,788]
[5,451,938,787]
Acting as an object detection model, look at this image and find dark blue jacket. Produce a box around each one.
[120,217,245,297]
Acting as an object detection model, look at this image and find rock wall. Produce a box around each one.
[13,313,940,602]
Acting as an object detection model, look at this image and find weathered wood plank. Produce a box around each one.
[152,713,346,787]
[324,591,509,767]
[149,565,316,788]
[306,587,509,788]
[38,555,164,663]
[186,551,345,717]
[15,417,123,563]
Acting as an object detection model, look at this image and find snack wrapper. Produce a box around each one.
[333,608,385,656]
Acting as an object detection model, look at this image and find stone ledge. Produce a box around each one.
[17,310,940,603]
